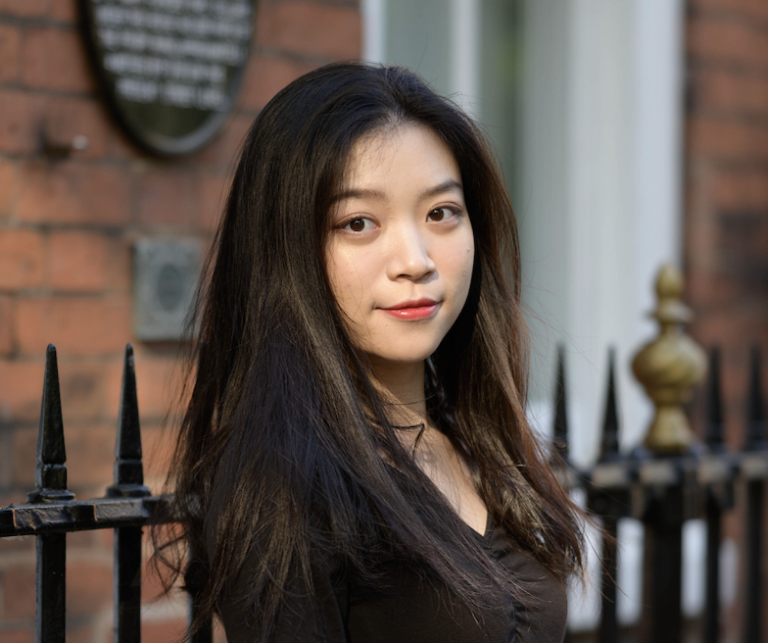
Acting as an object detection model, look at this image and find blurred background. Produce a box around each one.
[0,0,766,641]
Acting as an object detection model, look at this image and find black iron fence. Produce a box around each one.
[554,343,767,643]
[1,273,766,643]
[0,344,210,643]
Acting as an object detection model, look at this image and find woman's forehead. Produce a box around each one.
[340,124,460,193]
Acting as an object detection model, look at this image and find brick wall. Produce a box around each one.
[0,1,360,641]
[686,0,768,438]
[684,0,768,639]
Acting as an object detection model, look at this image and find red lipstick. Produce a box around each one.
[381,299,439,320]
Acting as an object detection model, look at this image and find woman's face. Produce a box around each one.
[325,123,475,370]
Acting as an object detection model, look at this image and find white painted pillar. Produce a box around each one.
[361,0,386,63]
[520,0,686,631]
[450,0,480,116]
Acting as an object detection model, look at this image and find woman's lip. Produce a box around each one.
[383,298,439,310]
[380,300,440,319]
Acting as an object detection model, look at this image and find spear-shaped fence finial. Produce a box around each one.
[552,344,569,463]
[27,344,74,503]
[599,347,621,462]
[107,344,150,498]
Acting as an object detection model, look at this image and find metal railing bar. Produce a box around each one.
[599,515,619,643]
[743,346,766,643]
[110,345,152,643]
[596,348,622,643]
[24,346,72,643]
[0,496,172,537]
[37,533,66,643]
[115,526,143,643]
[704,346,726,643]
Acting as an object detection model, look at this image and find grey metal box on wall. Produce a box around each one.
[133,238,202,341]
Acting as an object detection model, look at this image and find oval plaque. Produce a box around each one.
[80,0,256,156]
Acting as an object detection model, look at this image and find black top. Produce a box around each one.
[219,515,567,643]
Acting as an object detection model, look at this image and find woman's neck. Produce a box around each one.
[368,358,428,429]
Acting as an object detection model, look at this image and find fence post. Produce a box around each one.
[27,345,74,643]
[630,265,706,643]
[703,346,731,643]
[743,346,766,643]
[596,348,621,643]
[107,344,151,643]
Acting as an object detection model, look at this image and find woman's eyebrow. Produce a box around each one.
[417,179,463,201]
[331,187,385,204]
[331,179,463,205]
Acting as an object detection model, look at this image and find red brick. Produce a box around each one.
[0,430,11,487]
[66,529,103,550]
[57,360,110,420]
[692,68,768,116]
[142,423,177,486]
[0,294,12,354]
[17,161,131,225]
[2,561,36,619]
[0,159,17,219]
[49,230,108,292]
[95,524,114,550]
[103,236,132,294]
[105,354,181,422]
[66,625,97,643]
[63,423,116,490]
[14,296,133,356]
[706,169,768,210]
[135,170,199,229]
[142,547,181,603]
[0,359,45,421]
[0,530,34,555]
[11,426,41,487]
[239,55,316,111]
[0,89,47,155]
[21,27,94,93]
[257,1,361,61]
[687,116,768,161]
[691,313,768,358]
[685,210,720,269]
[0,23,21,82]
[0,0,50,17]
[106,124,142,160]
[691,0,768,21]
[687,15,768,68]
[189,113,253,168]
[66,559,113,615]
[0,228,46,291]
[44,96,110,160]
[0,630,33,643]
[197,173,230,233]
[688,267,744,307]
[49,0,77,22]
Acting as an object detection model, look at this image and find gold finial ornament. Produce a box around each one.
[631,265,707,454]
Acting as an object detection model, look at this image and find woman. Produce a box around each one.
[166,63,585,643]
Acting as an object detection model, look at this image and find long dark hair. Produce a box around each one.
[161,62,585,639]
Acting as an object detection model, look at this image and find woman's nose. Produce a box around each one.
[386,223,436,281]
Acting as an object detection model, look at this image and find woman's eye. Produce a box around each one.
[427,207,457,222]
[342,217,372,233]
